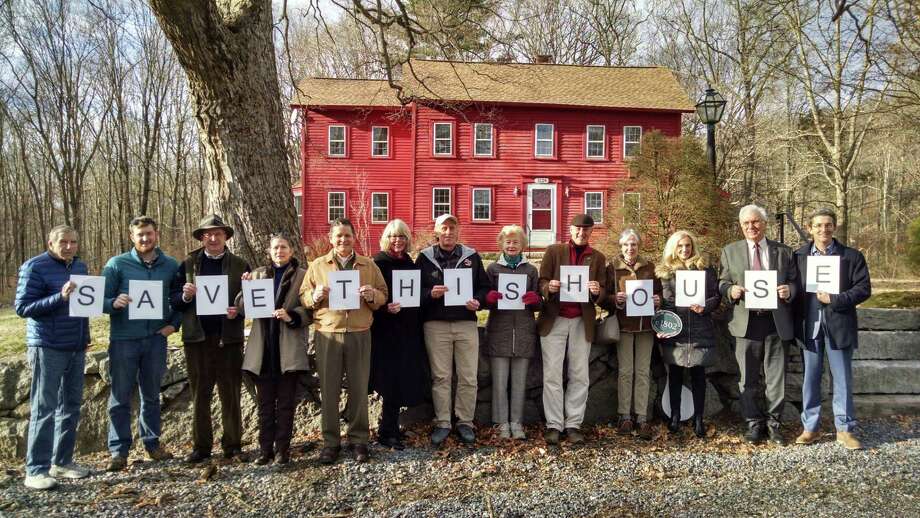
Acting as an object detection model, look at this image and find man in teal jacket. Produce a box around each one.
[102,216,181,471]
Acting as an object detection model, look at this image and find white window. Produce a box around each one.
[535,123,554,157]
[433,122,453,155]
[432,187,452,219]
[371,127,389,157]
[584,192,603,223]
[328,125,346,156]
[472,188,492,221]
[586,125,605,158]
[371,192,389,223]
[327,191,346,222]
[474,123,493,156]
[623,191,641,224]
[623,126,642,158]
[294,194,303,232]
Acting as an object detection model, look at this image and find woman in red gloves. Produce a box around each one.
[484,225,542,440]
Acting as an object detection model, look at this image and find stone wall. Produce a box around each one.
[1,308,918,460]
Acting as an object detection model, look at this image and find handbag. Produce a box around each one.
[595,312,620,345]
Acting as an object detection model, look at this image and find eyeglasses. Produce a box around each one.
[388,235,408,240]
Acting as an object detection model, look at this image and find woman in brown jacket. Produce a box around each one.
[605,229,661,440]
[239,232,310,465]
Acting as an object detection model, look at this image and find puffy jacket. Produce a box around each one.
[102,248,182,340]
[657,263,721,347]
[15,252,91,350]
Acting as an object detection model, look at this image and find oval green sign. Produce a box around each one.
[652,310,683,338]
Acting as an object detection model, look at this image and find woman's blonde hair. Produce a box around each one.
[379,219,413,251]
[656,230,709,278]
[496,224,527,250]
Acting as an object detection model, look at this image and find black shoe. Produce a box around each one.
[318,446,339,465]
[379,435,406,450]
[223,447,242,460]
[253,452,273,465]
[668,414,681,433]
[184,450,211,464]
[744,424,766,444]
[693,416,706,438]
[430,427,451,447]
[352,443,369,463]
[275,449,290,464]
[544,428,560,445]
[767,425,785,445]
[456,425,476,445]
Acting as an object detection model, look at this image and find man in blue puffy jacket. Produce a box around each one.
[102,216,181,472]
[15,225,91,490]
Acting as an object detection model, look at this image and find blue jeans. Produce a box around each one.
[107,334,167,456]
[26,347,86,476]
[801,334,856,432]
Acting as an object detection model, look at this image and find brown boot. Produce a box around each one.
[616,419,634,436]
[795,430,821,445]
[836,431,863,450]
[636,422,654,441]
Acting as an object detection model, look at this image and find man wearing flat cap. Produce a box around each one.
[537,214,606,445]
[170,214,251,463]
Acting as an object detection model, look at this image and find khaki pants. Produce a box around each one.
[540,317,590,431]
[423,320,479,428]
[315,330,371,447]
[618,331,654,419]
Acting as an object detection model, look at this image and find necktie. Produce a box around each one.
[752,243,763,271]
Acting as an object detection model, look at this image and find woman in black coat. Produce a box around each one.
[370,219,427,449]
[655,230,721,438]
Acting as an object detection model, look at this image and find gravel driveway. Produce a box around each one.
[1,415,917,517]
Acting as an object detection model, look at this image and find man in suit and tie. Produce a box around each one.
[719,204,798,444]
[792,208,870,450]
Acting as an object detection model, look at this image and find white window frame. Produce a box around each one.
[586,125,606,159]
[327,191,346,222]
[433,122,453,156]
[584,191,604,223]
[371,192,389,224]
[623,191,641,223]
[371,126,389,157]
[294,194,303,232]
[474,123,494,157]
[328,125,346,157]
[471,187,492,221]
[534,123,554,157]
[623,126,642,159]
[432,187,452,219]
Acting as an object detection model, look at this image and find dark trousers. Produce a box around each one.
[378,396,401,439]
[254,373,299,455]
[735,334,787,428]
[667,365,706,419]
[184,335,243,452]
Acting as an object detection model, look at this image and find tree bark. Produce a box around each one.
[147,0,301,264]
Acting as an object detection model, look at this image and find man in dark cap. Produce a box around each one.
[536,214,606,445]
[170,214,251,462]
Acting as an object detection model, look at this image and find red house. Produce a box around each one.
[291,59,694,253]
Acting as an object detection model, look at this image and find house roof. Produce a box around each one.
[293,60,695,112]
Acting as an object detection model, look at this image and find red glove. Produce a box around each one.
[522,291,541,305]
[485,290,503,305]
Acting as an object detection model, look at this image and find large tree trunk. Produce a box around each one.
[147,0,301,264]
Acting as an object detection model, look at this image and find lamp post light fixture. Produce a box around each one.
[695,86,726,179]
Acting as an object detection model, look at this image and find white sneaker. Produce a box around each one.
[497,423,511,439]
[24,473,58,490]
[50,463,90,479]
[510,422,526,440]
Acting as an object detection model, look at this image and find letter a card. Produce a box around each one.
[196,275,228,315]
[559,265,589,303]
[744,270,777,310]
[129,280,163,320]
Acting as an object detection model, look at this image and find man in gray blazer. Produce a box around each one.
[719,204,798,444]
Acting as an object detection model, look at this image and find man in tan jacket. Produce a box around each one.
[537,214,607,445]
[301,218,387,464]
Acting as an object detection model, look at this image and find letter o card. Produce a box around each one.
[559,265,589,303]
[498,274,527,310]
[806,255,840,294]
[196,275,229,316]
[744,270,777,310]
[242,279,275,319]
[626,279,654,317]
[329,270,360,310]
[69,275,105,317]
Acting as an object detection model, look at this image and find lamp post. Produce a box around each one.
[695,86,726,179]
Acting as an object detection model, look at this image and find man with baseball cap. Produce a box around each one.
[417,214,490,446]
[170,214,251,463]
[537,214,606,445]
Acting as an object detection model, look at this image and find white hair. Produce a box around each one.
[618,228,641,245]
[738,204,768,222]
